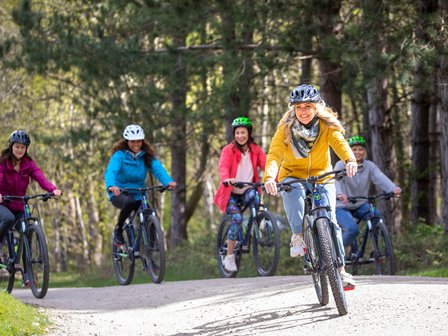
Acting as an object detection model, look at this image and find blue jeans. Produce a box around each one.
[280,178,345,264]
[336,202,380,248]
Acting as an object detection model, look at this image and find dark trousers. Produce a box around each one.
[110,194,140,229]
[0,205,16,242]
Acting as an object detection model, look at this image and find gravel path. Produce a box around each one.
[12,275,448,336]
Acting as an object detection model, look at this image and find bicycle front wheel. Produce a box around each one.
[112,227,135,285]
[303,215,329,306]
[372,220,395,275]
[0,236,14,294]
[316,218,348,316]
[142,215,166,284]
[26,224,50,298]
[252,210,280,276]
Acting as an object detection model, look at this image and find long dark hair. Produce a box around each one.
[231,127,255,153]
[0,145,33,164]
[111,139,155,167]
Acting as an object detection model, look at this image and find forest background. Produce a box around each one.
[0,0,447,277]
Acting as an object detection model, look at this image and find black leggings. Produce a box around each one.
[110,194,141,229]
[0,205,16,242]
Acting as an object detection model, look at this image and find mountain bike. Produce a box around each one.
[276,169,349,316]
[0,193,55,298]
[344,192,396,275]
[111,185,168,285]
[217,182,280,278]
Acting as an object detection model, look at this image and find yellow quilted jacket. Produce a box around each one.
[263,120,355,183]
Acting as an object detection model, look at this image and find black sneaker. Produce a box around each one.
[114,228,125,245]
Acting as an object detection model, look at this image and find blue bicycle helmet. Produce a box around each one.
[9,130,31,146]
[289,84,321,104]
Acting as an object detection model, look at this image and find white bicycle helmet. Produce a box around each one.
[123,124,145,140]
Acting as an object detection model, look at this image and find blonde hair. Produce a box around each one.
[279,101,345,144]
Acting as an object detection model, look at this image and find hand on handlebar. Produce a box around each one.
[337,193,348,204]
[52,189,63,197]
[167,181,177,190]
[264,179,278,196]
[223,178,237,187]
[109,186,120,196]
[345,161,358,177]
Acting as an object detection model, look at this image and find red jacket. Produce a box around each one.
[214,143,266,213]
[0,157,57,212]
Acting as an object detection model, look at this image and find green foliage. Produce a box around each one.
[395,223,448,272]
[0,292,49,336]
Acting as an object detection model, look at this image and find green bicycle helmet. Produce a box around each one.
[348,135,367,147]
[231,116,253,129]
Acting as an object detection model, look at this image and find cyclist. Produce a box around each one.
[214,117,266,272]
[0,129,62,251]
[263,84,357,287]
[335,135,402,250]
[104,124,177,245]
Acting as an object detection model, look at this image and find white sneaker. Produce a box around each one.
[223,254,237,272]
[290,233,307,257]
[340,270,356,289]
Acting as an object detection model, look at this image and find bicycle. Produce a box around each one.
[276,169,349,316]
[111,185,169,285]
[0,193,55,298]
[217,182,280,278]
[344,192,396,275]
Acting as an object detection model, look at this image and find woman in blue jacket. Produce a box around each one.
[104,124,176,245]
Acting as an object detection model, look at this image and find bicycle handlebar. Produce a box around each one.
[348,192,397,203]
[223,181,264,188]
[119,185,171,193]
[2,192,57,203]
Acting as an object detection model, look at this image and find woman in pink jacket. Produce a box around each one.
[214,117,266,272]
[0,130,62,244]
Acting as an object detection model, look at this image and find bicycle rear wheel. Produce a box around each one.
[303,215,329,306]
[216,217,240,278]
[252,210,280,276]
[26,224,50,298]
[0,236,14,294]
[372,220,395,275]
[112,227,135,285]
[316,218,348,316]
[141,215,166,284]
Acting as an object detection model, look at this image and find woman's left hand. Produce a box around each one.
[168,181,177,190]
[345,161,358,177]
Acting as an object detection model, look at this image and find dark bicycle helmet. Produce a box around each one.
[348,135,367,147]
[289,84,321,104]
[9,130,31,146]
[231,117,253,134]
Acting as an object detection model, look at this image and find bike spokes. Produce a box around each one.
[112,228,135,285]
[142,217,165,284]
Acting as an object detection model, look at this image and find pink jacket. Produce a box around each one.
[214,143,266,213]
[0,157,57,212]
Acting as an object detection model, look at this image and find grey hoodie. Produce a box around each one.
[335,159,397,210]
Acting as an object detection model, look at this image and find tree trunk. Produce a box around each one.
[168,35,188,249]
[362,0,397,233]
[438,0,448,233]
[317,0,342,165]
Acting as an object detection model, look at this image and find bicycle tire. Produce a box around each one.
[26,224,50,298]
[372,220,395,275]
[112,227,135,285]
[316,218,348,316]
[252,210,280,276]
[142,215,166,284]
[303,215,329,306]
[216,216,240,278]
[0,236,15,294]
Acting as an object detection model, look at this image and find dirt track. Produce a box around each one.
[12,275,448,336]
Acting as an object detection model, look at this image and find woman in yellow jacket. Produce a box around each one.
[264,84,357,286]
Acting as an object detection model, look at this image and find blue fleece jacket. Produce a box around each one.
[104,150,173,200]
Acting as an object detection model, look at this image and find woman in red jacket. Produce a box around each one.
[0,130,62,244]
[214,117,266,272]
